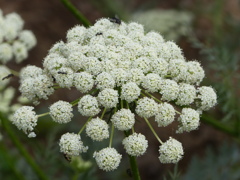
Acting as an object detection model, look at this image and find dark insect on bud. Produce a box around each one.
[63,153,71,162]
[96,32,103,36]
[109,16,121,25]
[2,74,14,80]
[58,71,67,75]
[52,76,56,82]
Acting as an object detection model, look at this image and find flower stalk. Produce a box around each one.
[60,0,91,27]
[124,131,141,180]
[0,113,49,180]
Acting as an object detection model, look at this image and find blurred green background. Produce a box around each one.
[0,0,240,179]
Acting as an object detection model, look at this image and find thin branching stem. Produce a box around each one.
[60,0,91,27]
[109,122,114,147]
[10,69,19,76]
[201,114,238,137]
[141,90,181,115]
[37,112,49,118]
[100,108,107,119]
[144,117,163,144]
[78,116,92,134]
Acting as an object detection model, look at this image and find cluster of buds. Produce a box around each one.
[0,9,37,64]
[11,18,217,171]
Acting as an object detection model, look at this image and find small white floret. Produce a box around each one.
[86,117,109,141]
[159,137,184,164]
[49,100,73,124]
[111,108,135,131]
[93,147,122,171]
[122,133,148,156]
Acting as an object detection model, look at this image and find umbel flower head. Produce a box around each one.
[93,147,122,171]
[10,106,38,138]
[122,133,148,157]
[59,132,88,158]
[159,137,184,163]
[49,100,73,124]
[12,17,217,171]
[0,9,37,64]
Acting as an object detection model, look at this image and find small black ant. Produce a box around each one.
[96,32,103,36]
[58,71,67,75]
[2,74,14,80]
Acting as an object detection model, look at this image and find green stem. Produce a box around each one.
[132,126,135,133]
[89,88,99,95]
[0,113,49,180]
[144,117,163,144]
[0,144,26,180]
[53,85,61,90]
[128,155,141,180]
[126,101,130,109]
[37,112,49,118]
[71,98,80,106]
[109,123,114,147]
[60,0,91,27]
[141,90,162,104]
[141,90,181,115]
[78,116,92,134]
[10,69,19,76]
[100,108,107,119]
[201,114,238,137]
[71,88,98,106]
[124,131,141,180]
[121,99,124,109]
[175,110,181,115]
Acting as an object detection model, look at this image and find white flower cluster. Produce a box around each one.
[159,137,184,163]
[111,108,135,131]
[19,68,54,105]
[10,106,38,138]
[49,100,73,124]
[122,133,148,157]
[59,132,88,157]
[93,147,122,171]
[0,9,37,64]
[11,18,217,171]
[86,117,109,141]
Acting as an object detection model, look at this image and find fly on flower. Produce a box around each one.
[109,16,121,25]
[2,73,14,80]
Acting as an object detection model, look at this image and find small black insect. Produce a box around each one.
[109,16,121,25]
[63,153,71,162]
[58,71,67,75]
[96,32,103,36]
[2,74,14,80]
[51,75,56,82]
